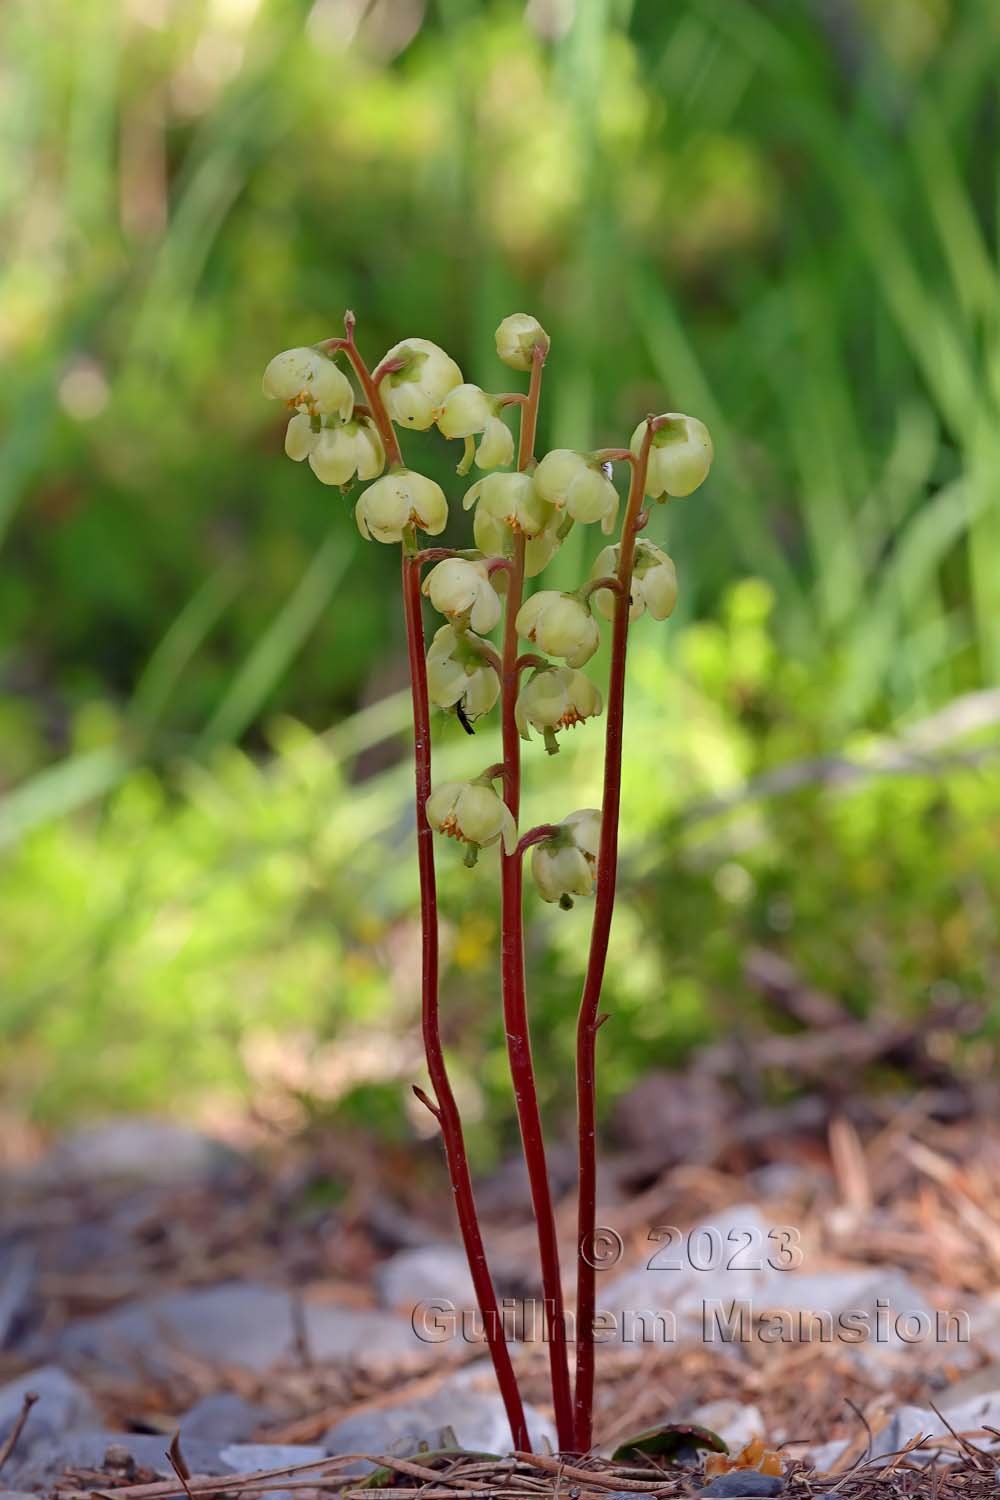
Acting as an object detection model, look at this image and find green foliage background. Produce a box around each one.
[2,0,999,1153]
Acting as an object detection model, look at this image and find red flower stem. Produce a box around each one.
[498,345,575,1453]
[572,420,657,1454]
[339,314,527,1449]
[401,551,529,1451]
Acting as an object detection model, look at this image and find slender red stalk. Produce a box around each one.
[342,314,527,1449]
[498,345,575,1452]
[572,421,657,1453]
[401,551,529,1450]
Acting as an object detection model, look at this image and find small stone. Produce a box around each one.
[324,1375,555,1473]
[5,1432,229,1488]
[0,1367,100,1456]
[699,1476,783,1497]
[0,1247,36,1350]
[58,1283,422,1375]
[39,1118,244,1186]
[180,1393,269,1444]
[374,1247,476,1312]
[220,1444,327,1472]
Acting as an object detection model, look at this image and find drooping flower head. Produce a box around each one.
[426,780,516,857]
[285,414,385,486]
[515,590,600,668]
[355,470,447,543]
[426,625,500,724]
[530,809,602,908]
[422,558,502,634]
[263,347,354,420]
[378,337,463,430]
[515,666,602,754]
[533,449,619,533]
[435,384,514,473]
[590,541,678,622]
[631,413,713,499]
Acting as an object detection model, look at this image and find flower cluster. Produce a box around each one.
[262,315,713,908]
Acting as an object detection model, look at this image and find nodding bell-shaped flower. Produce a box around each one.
[378,337,463,430]
[590,541,678,622]
[263,347,354,420]
[355,469,447,543]
[533,449,619,533]
[465,471,554,539]
[515,666,602,754]
[426,625,500,722]
[631,413,713,499]
[293,416,385,486]
[435,384,514,473]
[495,312,550,372]
[422,558,501,634]
[426,779,516,858]
[531,809,601,908]
[516,590,600,668]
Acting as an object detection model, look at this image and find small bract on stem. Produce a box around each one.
[262,309,713,1457]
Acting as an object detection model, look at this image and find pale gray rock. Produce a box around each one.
[0,1366,100,1455]
[805,1438,849,1474]
[39,1118,243,1186]
[324,1373,556,1473]
[375,1246,476,1312]
[219,1443,327,1472]
[6,1431,229,1488]
[58,1282,421,1374]
[179,1392,269,1443]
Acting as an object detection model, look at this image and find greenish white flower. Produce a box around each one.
[495,312,549,372]
[631,413,713,499]
[515,590,600,668]
[263,347,354,420]
[378,337,463,430]
[355,469,448,543]
[435,384,514,471]
[515,666,602,750]
[464,471,553,539]
[590,541,678,622]
[472,502,561,578]
[304,417,385,486]
[531,809,602,907]
[422,558,501,634]
[533,449,619,532]
[426,625,500,721]
[426,780,516,854]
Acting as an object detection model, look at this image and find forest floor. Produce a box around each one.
[3,1045,1000,1499]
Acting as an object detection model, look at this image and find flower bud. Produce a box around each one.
[530,809,601,907]
[308,417,385,486]
[423,558,501,634]
[631,413,713,499]
[426,625,500,721]
[495,313,549,372]
[355,469,448,543]
[515,666,602,750]
[515,590,600,668]
[263,347,354,420]
[465,471,553,539]
[590,541,677,622]
[378,338,463,430]
[426,780,516,854]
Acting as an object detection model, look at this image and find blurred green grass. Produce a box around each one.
[1,0,999,1146]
